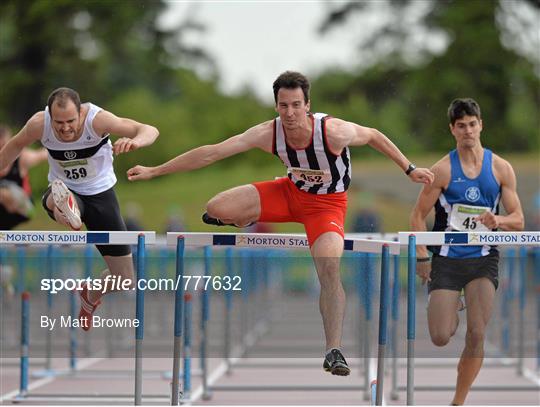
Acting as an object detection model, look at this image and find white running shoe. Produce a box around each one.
[51,180,82,230]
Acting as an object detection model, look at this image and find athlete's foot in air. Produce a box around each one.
[52,180,82,230]
[323,349,350,376]
[202,212,255,228]
[77,283,101,331]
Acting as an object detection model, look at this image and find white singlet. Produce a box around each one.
[41,103,116,195]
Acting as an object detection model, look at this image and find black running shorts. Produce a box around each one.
[428,253,499,293]
[0,206,29,229]
[42,186,131,257]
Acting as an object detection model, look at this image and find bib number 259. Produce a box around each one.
[64,167,87,180]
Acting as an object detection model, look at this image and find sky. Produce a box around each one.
[159,1,539,104]
[159,1,372,103]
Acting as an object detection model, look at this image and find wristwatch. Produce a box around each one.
[405,163,417,175]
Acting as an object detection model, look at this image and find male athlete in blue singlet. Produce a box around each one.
[410,98,524,405]
[0,88,159,331]
[128,71,435,375]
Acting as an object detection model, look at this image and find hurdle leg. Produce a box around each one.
[375,245,390,405]
[406,235,416,406]
[390,254,400,401]
[182,292,193,402]
[517,246,527,376]
[16,292,30,400]
[224,248,233,375]
[171,236,185,406]
[201,246,212,401]
[134,234,146,405]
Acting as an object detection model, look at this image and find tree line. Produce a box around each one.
[1,0,538,179]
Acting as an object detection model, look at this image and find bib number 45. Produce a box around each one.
[462,217,478,230]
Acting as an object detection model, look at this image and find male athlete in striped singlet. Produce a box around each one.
[0,88,159,331]
[128,71,434,375]
[410,98,524,405]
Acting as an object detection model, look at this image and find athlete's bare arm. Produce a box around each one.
[127,120,274,181]
[0,112,44,177]
[93,110,159,156]
[324,118,434,184]
[476,155,524,231]
[409,156,450,283]
[19,148,48,177]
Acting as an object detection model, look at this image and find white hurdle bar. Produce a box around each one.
[398,231,540,406]
[399,231,539,246]
[0,231,156,406]
[166,232,399,405]
[0,230,156,246]
[166,232,400,255]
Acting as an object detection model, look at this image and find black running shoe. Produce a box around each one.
[323,349,350,376]
[202,212,226,226]
[201,213,255,228]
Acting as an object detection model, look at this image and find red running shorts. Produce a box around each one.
[253,177,347,247]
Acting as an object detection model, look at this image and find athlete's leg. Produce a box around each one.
[206,184,261,227]
[427,289,461,346]
[310,231,346,351]
[0,182,32,216]
[74,188,131,330]
[44,180,82,230]
[86,254,134,304]
[452,277,495,405]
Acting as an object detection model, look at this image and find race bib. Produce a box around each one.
[449,203,491,231]
[290,167,332,184]
[58,159,96,182]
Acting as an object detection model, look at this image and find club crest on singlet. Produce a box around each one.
[63,151,77,160]
[465,186,481,202]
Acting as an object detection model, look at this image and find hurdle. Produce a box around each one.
[1,245,50,369]
[397,231,540,405]
[0,230,157,405]
[166,232,400,405]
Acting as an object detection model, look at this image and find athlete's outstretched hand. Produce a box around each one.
[475,211,499,229]
[416,261,431,285]
[409,167,434,185]
[113,137,139,155]
[127,165,155,181]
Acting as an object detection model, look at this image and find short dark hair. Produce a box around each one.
[47,87,81,115]
[273,71,310,104]
[447,98,481,125]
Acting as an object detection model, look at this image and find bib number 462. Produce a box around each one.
[64,167,87,180]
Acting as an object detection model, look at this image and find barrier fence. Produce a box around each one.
[0,231,156,405]
[1,230,538,406]
[397,231,540,406]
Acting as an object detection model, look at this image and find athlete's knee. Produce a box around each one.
[431,333,451,347]
[316,261,342,286]
[465,327,485,349]
[206,194,229,219]
[105,255,135,281]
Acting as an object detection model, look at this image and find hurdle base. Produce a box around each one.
[31,368,73,379]
[210,385,364,391]
[396,385,540,391]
